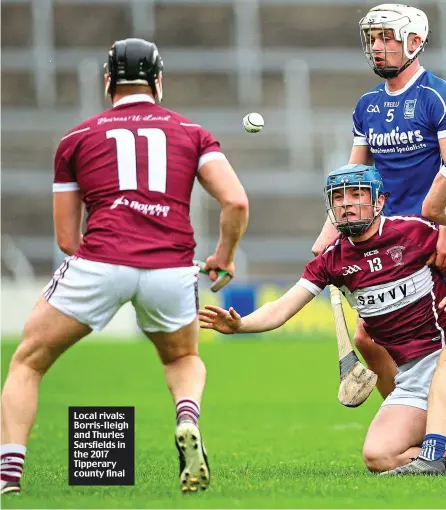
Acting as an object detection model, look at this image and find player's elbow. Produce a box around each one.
[311,240,324,257]
[56,235,78,256]
[57,242,76,256]
[222,195,249,217]
[226,197,249,213]
[421,199,442,222]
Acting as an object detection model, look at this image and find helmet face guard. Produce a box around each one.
[360,22,408,79]
[104,38,164,101]
[325,164,385,237]
[359,4,429,79]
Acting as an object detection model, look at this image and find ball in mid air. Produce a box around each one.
[242,112,264,133]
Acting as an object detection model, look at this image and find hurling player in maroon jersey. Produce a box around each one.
[313,5,446,407]
[378,160,446,475]
[0,39,249,495]
[200,164,445,475]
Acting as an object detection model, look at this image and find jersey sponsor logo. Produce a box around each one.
[111,195,170,217]
[111,196,130,208]
[386,245,406,266]
[367,127,426,154]
[356,281,413,307]
[342,266,434,317]
[367,104,380,113]
[342,265,362,276]
[368,127,424,146]
[404,99,417,119]
[384,101,400,108]
[364,249,379,257]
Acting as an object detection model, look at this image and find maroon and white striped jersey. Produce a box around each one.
[54,94,225,269]
[299,216,446,366]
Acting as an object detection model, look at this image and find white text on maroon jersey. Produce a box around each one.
[342,266,433,317]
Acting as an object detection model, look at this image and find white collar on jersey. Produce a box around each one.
[385,67,425,97]
[378,215,386,235]
[347,216,386,246]
[113,94,155,108]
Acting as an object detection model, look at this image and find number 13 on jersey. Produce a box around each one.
[367,257,383,272]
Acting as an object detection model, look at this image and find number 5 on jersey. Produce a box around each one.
[386,109,394,123]
[106,128,167,192]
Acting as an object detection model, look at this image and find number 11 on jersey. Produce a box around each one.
[106,128,167,192]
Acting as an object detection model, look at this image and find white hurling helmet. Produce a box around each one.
[359,4,429,78]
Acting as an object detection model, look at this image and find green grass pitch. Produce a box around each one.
[1,336,445,509]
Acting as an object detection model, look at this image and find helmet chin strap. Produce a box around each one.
[104,78,111,99]
[373,56,416,79]
[374,67,399,79]
[336,220,370,237]
[154,79,163,102]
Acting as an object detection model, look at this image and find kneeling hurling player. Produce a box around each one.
[199,164,446,475]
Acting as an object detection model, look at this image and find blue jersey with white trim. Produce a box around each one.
[352,68,446,216]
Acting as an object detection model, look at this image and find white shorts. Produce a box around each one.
[43,256,199,333]
[381,349,442,411]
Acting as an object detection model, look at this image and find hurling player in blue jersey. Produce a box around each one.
[312,3,446,404]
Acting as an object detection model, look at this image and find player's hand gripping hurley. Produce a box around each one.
[329,286,378,407]
[194,260,233,292]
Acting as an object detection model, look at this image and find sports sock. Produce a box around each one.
[418,434,446,461]
[1,444,26,489]
[176,398,200,426]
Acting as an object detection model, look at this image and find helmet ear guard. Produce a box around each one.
[103,52,114,98]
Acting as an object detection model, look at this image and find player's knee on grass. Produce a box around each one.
[362,446,390,473]
[362,442,401,473]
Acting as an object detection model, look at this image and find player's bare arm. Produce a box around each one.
[348,145,372,166]
[422,139,446,272]
[422,138,446,224]
[311,217,338,256]
[198,158,249,274]
[312,145,371,256]
[423,173,446,225]
[199,284,314,334]
[53,190,83,255]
